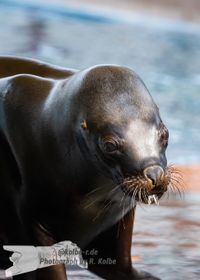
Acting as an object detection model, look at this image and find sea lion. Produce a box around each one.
[0,56,172,280]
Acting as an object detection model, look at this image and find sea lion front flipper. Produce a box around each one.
[36,264,67,280]
[136,271,161,279]
[83,207,160,280]
[83,208,134,279]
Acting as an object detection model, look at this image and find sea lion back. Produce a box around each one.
[0,56,77,79]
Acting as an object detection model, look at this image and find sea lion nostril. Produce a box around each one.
[144,166,164,186]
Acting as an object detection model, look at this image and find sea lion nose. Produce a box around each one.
[144,166,164,186]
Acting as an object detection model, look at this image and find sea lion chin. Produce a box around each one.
[0,56,178,280]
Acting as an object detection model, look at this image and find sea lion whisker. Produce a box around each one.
[130,191,136,220]
[142,188,150,206]
[165,188,170,200]
[94,185,124,219]
[169,171,183,178]
[172,180,184,189]
[170,180,184,190]
[124,178,137,184]
[120,189,127,208]
[170,177,185,189]
[106,185,121,199]
[132,187,138,199]
[85,186,103,197]
[168,167,182,176]
[139,187,142,204]
[170,183,184,199]
[167,169,183,182]
[167,163,179,170]
[170,179,183,187]
[141,189,146,204]
[168,182,183,199]
[85,184,121,211]
[127,187,137,208]
[140,187,144,208]
[133,185,139,200]
[138,188,146,209]
[83,185,115,209]
[92,199,113,222]
[91,185,122,220]
[131,186,140,208]
[169,183,177,193]
[170,173,184,182]
[127,181,138,190]
[83,198,100,210]
[92,183,125,221]
[143,189,149,204]
[83,190,113,210]
[119,193,126,208]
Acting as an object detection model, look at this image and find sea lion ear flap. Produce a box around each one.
[81,120,88,130]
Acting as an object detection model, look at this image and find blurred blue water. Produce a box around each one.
[0,2,200,164]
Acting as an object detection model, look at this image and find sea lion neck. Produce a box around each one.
[42,76,78,134]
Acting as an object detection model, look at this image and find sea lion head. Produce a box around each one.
[75,65,174,204]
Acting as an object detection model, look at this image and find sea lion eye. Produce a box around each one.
[100,137,120,153]
[104,141,118,153]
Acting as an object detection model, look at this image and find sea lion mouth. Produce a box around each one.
[120,165,182,205]
[121,184,166,205]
